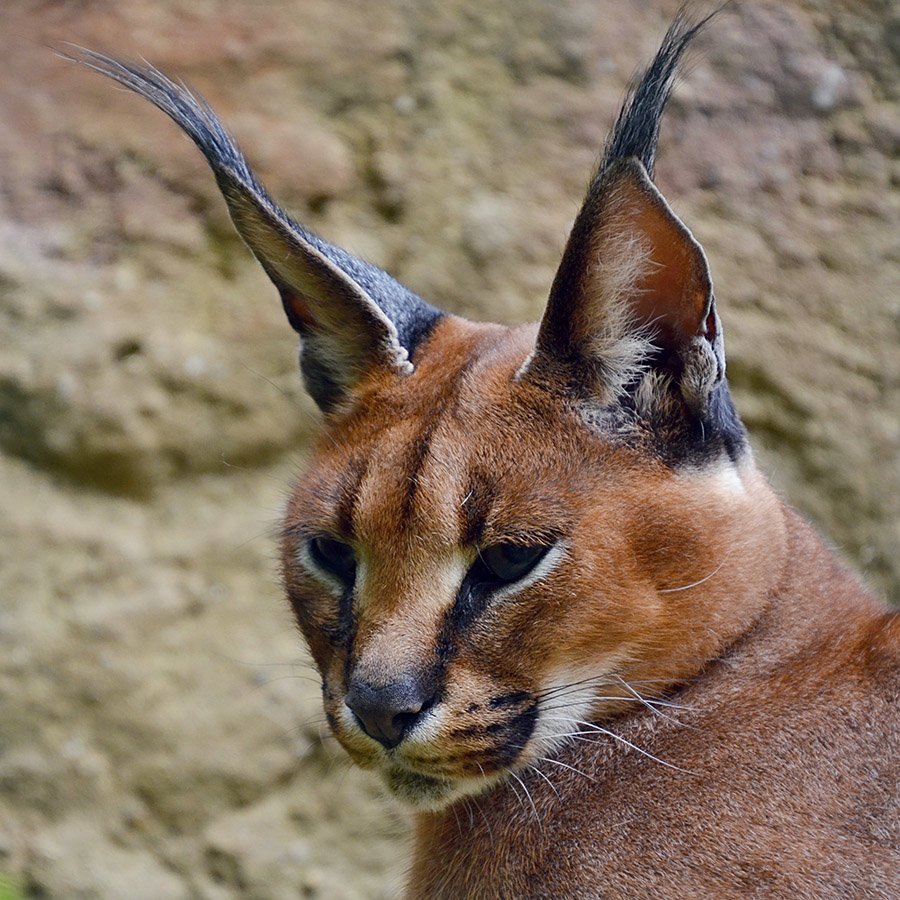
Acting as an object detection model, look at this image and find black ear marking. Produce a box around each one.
[67,48,442,412]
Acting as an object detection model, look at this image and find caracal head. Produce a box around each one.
[78,13,784,808]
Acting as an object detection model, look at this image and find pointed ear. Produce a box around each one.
[522,11,730,421]
[70,50,442,412]
[524,156,725,415]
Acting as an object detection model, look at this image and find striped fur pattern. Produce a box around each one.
[77,7,898,897]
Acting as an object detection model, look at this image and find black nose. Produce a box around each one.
[345,676,435,749]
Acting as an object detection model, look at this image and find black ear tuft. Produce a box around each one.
[600,8,717,179]
[66,48,443,412]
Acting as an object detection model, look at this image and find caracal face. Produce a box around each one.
[280,318,771,808]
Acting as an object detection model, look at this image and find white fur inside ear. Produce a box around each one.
[678,325,725,414]
[518,193,658,399]
[524,158,725,420]
[680,339,717,411]
[581,228,658,404]
[633,369,675,418]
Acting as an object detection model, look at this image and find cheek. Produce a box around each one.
[284,576,342,675]
[481,558,646,676]
[458,593,564,689]
[556,531,656,654]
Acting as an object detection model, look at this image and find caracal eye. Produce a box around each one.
[308,535,356,583]
[478,543,550,584]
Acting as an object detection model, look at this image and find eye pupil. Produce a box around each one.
[309,536,356,581]
[502,545,536,565]
[479,543,548,583]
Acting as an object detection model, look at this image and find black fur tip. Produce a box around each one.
[600,6,721,178]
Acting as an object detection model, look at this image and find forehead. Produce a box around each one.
[292,318,630,548]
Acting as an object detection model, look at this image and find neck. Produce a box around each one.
[614,456,790,694]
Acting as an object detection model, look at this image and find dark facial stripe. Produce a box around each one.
[489,690,531,709]
[400,350,481,522]
[400,407,444,523]
[468,705,538,770]
[341,581,360,685]
[459,472,497,547]
[319,579,356,647]
[334,453,370,537]
[433,564,501,675]
[503,703,538,763]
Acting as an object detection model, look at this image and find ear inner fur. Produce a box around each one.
[525,155,725,412]
[605,162,713,349]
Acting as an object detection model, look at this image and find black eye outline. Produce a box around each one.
[308,535,356,584]
[472,542,552,587]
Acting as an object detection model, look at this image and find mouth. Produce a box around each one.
[378,727,534,808]
[330,691,542,808]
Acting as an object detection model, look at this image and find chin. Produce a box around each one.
[382,765,503,811]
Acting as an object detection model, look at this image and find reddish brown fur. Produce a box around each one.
[79,22,899,898]
[280,318,897,896]
[409,513,899,898]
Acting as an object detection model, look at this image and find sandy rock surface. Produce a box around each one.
[1,0,897,896]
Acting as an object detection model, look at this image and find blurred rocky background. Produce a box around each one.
[0,0,896,897]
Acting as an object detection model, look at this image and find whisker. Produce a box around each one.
[463,797,475,830]
[534,674,677,703]
[449,801,463,838]
[605,675,689,723]
[469,762,498,846]
[505,770,528,816]
[508,769,541,827]
[537,756,598,784]
[528,763,561,801]
[472,793,496,847]
[537,694,687,717]
[282,715,330,735]
[658,554,730,593]
[533,674,620,700]
[209,649,317,671]
[568,720,697,775]
[237,361,296,400]
[248,673,325,692]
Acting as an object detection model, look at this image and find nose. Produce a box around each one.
[345,676,435,749]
